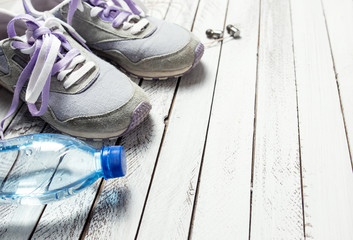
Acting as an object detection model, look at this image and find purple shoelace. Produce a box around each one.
[0,14,89,139]
[68,0,141,27]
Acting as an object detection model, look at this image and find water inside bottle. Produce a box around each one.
[0,136,100,205]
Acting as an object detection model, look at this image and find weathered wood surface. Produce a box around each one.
[321,0,353,165]
[190,0,259,238]
[137,0,228,238]
[0,106,46,239]
[0,0,352,239]
[30,126,115,240]
[249,0,304,239]
[291,0,353,239]
[84,0,202,239]
[1,0,24,14]
[0,88,20,134]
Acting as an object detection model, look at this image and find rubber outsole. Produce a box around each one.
[120,101,152,136]
[57,101,152,141]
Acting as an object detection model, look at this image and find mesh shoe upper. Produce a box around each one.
[0,11,150,139]
[91,17,191,63]
[23,0,204,78]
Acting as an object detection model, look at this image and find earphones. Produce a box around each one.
[206,25,240,39]
[204,24,240,48]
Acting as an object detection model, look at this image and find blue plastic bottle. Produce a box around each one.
[0,134,126,205]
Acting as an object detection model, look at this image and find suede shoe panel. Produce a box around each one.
[98,35,200,73]
[41,82,147,137]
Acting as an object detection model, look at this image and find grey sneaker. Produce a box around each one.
[23,0,205,80]
[0,10,151,140]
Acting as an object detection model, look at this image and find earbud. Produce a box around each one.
[204,25,240,49]
[205,29,224,39]
[226,24,240,38]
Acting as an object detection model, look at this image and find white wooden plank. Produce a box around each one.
[31,125,114,240]
[83,82,177,240]
[143,0,172,19]
[249,0,304,239]
[0,88,21,133]
[0,105,46,239]
[31,182,101,239]
[0,1,122,239]
[164,0,198,31]
[0,110,110,240]
[190,0,259,239]
[83,0,199,239]
[0,205,43,239]
[1,0,24,14]
[0,1,177,239]
[321,0,353,166]
[136,0,228,239]
[291,0,353,239]
[1,1,170,239]
[0,1,46,238]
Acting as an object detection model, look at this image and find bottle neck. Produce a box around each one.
[94,151,103,176]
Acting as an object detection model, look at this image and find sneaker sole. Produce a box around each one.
[52,101,152,141]
[0,81,152,141]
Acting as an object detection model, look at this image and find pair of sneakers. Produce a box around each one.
[0,0,204,140]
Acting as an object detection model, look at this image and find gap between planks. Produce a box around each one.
[78,1,190,238]
[134,0,202,238]
[319,0,353,170]
[248,0,262,238]
[289,0,306,236]
[79,179,106,240]
[133,0,228,238]
[0,105,47,239]
[249,0,305,237]
[187,0,230,238]
[2,1,178,239]
[134,87,176,239]
[79,1,176,238]
[291,0,353,238]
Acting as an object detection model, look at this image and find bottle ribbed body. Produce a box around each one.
[0,134,103,205]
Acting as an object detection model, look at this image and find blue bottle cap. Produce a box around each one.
[100,146,127,180]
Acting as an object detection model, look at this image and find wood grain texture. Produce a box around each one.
[0,1,178,240]
[321,0,353,167]
[249,0,304,239]
[84,82,178,240]
[84,1,203,238]
[143,0,172,19]
[30,125,114,240]
[83,0,191,238]
[136,0,228,239]
[0,88,20,133]
[31,179,102,240]
[0,100,112,240]
[291,0,353,238]
[1,0,24,14]
[0,105,46,240]
[190,0,260,239]
[0,1,352,239]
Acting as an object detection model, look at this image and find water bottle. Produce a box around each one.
[0,133,126,205]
